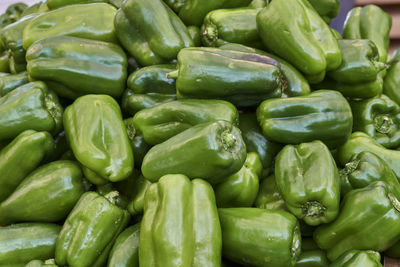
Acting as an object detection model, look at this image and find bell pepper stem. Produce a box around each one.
[374,115,393,134]
[166,70,179,79]
[302,201,326,218]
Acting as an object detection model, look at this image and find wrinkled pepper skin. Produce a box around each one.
[0,223,61,266]
[255,175,287,211]
[22,3,118,50]
[350,94,400,148]
[122,64,176,115]
[219,208,301,267]
[107,224,140,267]
[26,259,58,267]
[343,5,392,62]
[214,152,262,208]
[171,47,283,107]
[307,0,340,24]
[142,120,246,184]
[314,181,400,261]
[330,250,382,267]
[47,0,108,9]
[140,174,222,267]
[0,71,29,96]
[26,36,127,98]
[0,81,63,141]
[295,250,330,267]
[338,132,400,178]
[384,48,400,106]
[133,99,239,145]
[64,95,134,184]
[201,8,262,49]
[55,191,130,267]
[275,141,340,226]
[256,0,341,83]
[117,0,193,66]
[257,90,353,149]
[0,130,54,202]
[0,160,84,225]
[220,43,311,98]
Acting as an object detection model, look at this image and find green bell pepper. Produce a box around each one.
[117,0,193,66]
[124,118,151,167]
[170,47,283,107]
[187,25,201,46]
[22,3,118,50]
[256,0,341,83]
[275,141,340,226]
[124,174,151,216]
[142,120,246,184]
[343,5,392,62]
[133,99,239,145]
[307,0,340,24]
[330,250,382,267]
[140,174,221,267]
[219,208,301,267]
[20,2,49,18]
[108,224,140,267]
[314,181,400,261]
[121,64,176,115]
[0,71,29,96]
[64,95,134,184]
[214,152,262,208]
[257,90,353,149]
[47,0,108,9]
[0,81,63,141]
[96,183,129,209]
[26,36,127,99]
[255,175,287,211]
[55,191,130,267]
[26,259,58,267]
[350,94,400,148]
[0,51,9,73]
[295,250,330,267]
[0,223,61,266]
[384,47,400,105]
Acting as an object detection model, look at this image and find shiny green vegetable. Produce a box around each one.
[26,259,59,267]
[384,47,400,105]
[125,174,151,216]
[0,71,29,96]
[107,224,140,267]
[124,118,152,167]
[329,250,382,267]
[307,0,340,24]
[47,0,108,9]
[295,250,330,267]
[255,175,287,211]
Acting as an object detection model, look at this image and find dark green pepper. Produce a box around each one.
[133,99,239,145]
[26,259,59,267]
[257,90,353,149]
[295,250,330,267]
[384,47,400,105]
[96,183,129,209]
[124,118,152,167]
[125,174,151,216]
[142,120,246,184]
[47,0,108,9]
[0,51,9,73]
[140,174,221,267]
[307,0,340,24]
[107,224,140,267]
[255,175,287,211]
[330,250,382,267]
[0,71,29,96]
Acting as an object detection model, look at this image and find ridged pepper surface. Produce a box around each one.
[384,47,400,105]
[329,250,382,267]
[107,224,140,267]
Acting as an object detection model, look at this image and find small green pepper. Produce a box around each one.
[107,224,140,267]
[0,71,29,96]
[295,250,330,267]
[330,250,382,267]
[254,175,287,211]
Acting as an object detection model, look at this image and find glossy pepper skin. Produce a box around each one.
[219,208,301,267]
[384,48,400,105]
[187,25,201,46]
[121,64,176,115]
[275,141,340,226]
[201,8,262,49]
[0,130,54,202]
[330,250,382,267]
[0,223,61,266]
[0,71,28,96]
[350,94,400,148]
[22,3,118,50]
[124,118,151,168]
[295,250,329,267]
[55,191,130,267]
[142,120,246,184]
[214,152,262,208]
[257,0,341,83]
[0,81,63,141]
[26,36,127,99]
[126,174,151,216]
[47,0,108,9]
[133,99,239,145]
[343,5,392,62]
[107,224,140,267]
[170,47,283,108]
[314,181,400,261]
[0,3,27,29]
[26,259,59,267]
[117,0,193,67]
[64,95,134,184]
[0,51,9,73]
[307,0,340,24]
[140,174,222,267]
[0,160,84,225]
[257,90,353,149]
[255,175,287,211]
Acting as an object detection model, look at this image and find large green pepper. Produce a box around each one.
[0,130,54,202]
[26,36,127,99]
[64,95,134,184]
[55,191,130,267]
[140,174,221,267]
[0,160,84,225]
[384,47,400,105]
[22,3,118,50]
[116,0,193,66]
[0,81,63,141]
[0,71,29,96]
[330,250,382,267]
[275,141,340,226]
[255,175,287,211]
[133,99,239,145]
[142,120,246,184]
[257,90,353,149]
[219,208,301,267]
[343,5,392,62]
[124,118,151,167]
[26,259,58,267]
[201,8,262,48]
[0,223,61,266]
[170,47,283,107]
[47,0,108,9]
[314,181,400,261]
[350,94,400,149]
[256,0,341,83]
[107,224,140,267]
[295,250,329,267]
[214,152,262,208]
[121,64,176,115]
